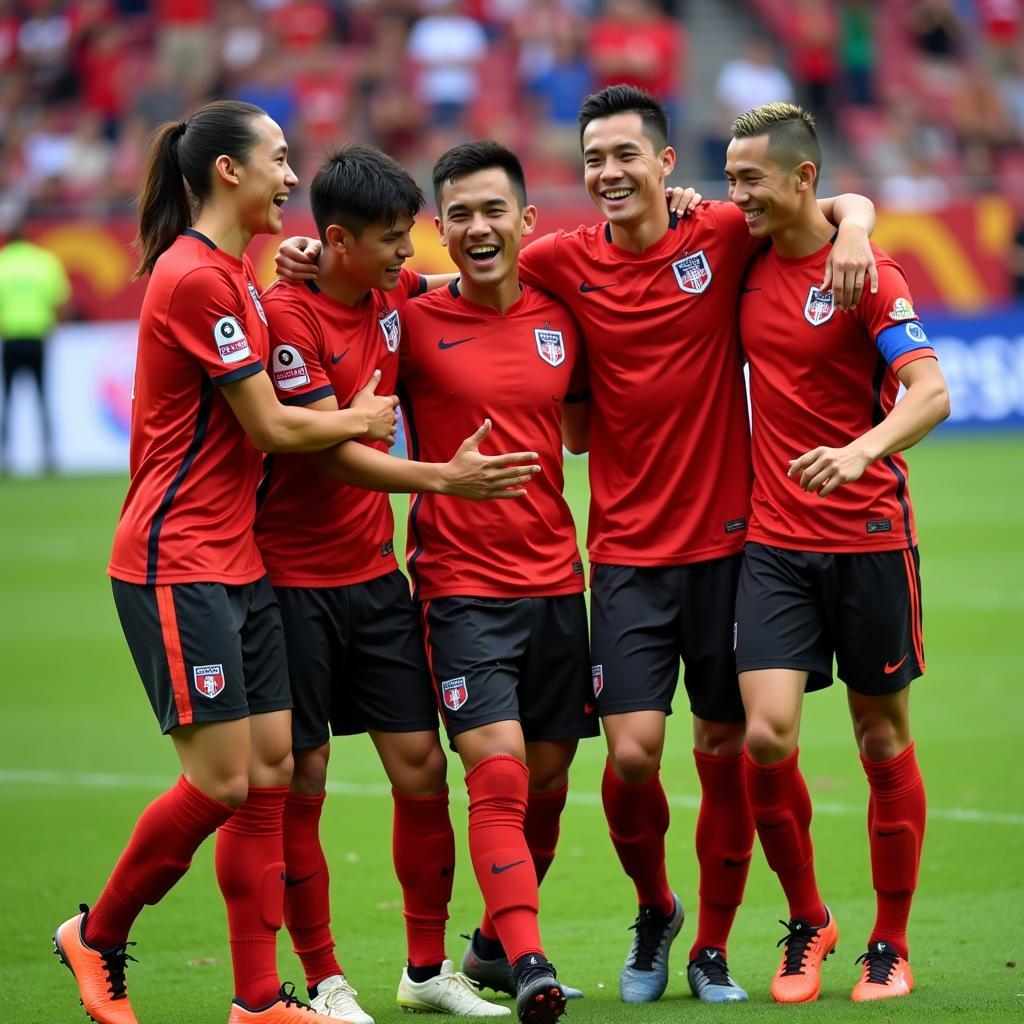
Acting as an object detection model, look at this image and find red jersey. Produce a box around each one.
[519,202,761,566]
[254,269,426,587]
[739,242,937,552]
[400,281,586,600]
[109,229,269,585]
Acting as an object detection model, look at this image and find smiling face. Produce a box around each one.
[581,112,675,228]
[232,115,298,236]
[435,166,536,290]
[725,133,810,238]
[329,216,416,293]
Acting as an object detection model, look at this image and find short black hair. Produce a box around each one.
[431,140,528,215]
[578,84,670,151]
[310,144,424,241]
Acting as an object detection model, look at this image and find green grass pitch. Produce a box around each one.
[2,434,1022,1023]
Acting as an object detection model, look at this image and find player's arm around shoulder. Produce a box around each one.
[817,192,877,310]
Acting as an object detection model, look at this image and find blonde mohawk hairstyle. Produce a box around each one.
[730,101,822,185]
[731,102,815,138]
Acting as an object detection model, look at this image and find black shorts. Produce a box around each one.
[276,570,437,749]
[589,558,745,723]
[420,594,600,746]
[734,542,925,695]
[111,576,291,735]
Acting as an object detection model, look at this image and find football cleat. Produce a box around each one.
[512,955,565,1024]
[227,983,341,1023]
[619,893,684,1003]
[461,930,583,999]
[850,942,914,1001]
[53,904,139,1024]
[687,947,748,1003]
[310,974,374,1023]
[397,959,511,1016]
[770,906,839,1003]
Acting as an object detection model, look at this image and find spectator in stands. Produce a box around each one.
[840,0,876,105]
[789,0,839,119]
[513,0,586,96]
[407,0,488,128]
[156,0,217,94]
[63,110,114,203]
[1011,217,1024,297]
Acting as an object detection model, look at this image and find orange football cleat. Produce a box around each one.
[227,983,351,1024]
[769,906,839,1003]
[53,904,139,1024]
[851,942,914,1001]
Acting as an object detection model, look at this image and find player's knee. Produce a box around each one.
[291,744,330,795]
[744,719,796,764]
[609,742,660,784]
[202,772,249,809]
[253,747,294,789]
[390,736,448,796]
[856,718,909,762]
[694,718,746,757]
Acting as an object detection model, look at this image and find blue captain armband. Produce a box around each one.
[876,320,933,367]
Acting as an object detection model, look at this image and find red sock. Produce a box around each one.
[862,742,926,959]
[216,787,287,1008]
[466,755,542,964]
[689,750,754,960]
[85,775,232,949]
[283,791,342,990]
[601,759,673,915]
[744,747,826,924]
[393,788,455,967]
[479,784,567,943]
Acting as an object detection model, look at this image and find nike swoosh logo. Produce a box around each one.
[330,348,349,364]
[876,828,906,838]
[284,871,318,887]
[884,654,909,675]
[724,855,752,868]
[491,859,527,874]
[438,336,477,350]
[440,865,455,877]
[579,281,614,293]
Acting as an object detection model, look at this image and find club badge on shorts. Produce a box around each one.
[194,664,225,699]
[535,327,565,367]
[672,250,712,294]
[441,676,468,711]
[379,309,401,353]
[592,664,604,698]
[803,285,835,326]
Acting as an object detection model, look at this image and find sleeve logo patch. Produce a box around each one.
[671,249,712,294]
[905,322,927,343]
[214,316,250,364]
[193,664,225,699]
[535,327,566,366]
[379,308,401,352]
[271,345,310,390]
[803,285,835,326]
[889,297,916,321]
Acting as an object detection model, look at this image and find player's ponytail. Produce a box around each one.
[133,100,266,278]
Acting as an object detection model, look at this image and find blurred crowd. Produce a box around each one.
[0,0,1022,226]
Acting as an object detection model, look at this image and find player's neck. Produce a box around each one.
[459,271,522,314]
[769,208,835,260]
[607,203,670,254]
[315,249,373,305]
[191,206,252,261]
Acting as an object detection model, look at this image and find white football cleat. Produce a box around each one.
[397,959,511,1016]
[311,974,374,1024]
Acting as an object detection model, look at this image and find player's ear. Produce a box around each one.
[434,215,447,247]
[324,223,347,252]
[660,145,676,178]
[796,160,817,193]
[520,204,538,236]
[214,154,240,187]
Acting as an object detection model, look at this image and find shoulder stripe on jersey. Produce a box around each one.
[280,384,335,407]
[210,360,264,387]
[182,227,217,251]
[146,375,213,585]
[397,381,427,600]
[604,223,612,243]
[871,357,913,543]
[448,279,461,299]
[416,274,428,297]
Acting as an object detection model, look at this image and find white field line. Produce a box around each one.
[2,768,1022,827]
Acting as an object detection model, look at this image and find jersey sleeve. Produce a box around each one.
[400,266,428,300]
[263,292,333,406]
[857,259,936,373]
[565,322,590,403]
[167,266,264,386]
[519,232,559,290]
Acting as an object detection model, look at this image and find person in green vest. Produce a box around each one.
[0,218,71,473]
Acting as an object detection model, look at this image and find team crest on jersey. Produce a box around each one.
[889,297,916,321]
[535,327,566,367]
[671,250,712,294]
[803,285,835,326]
[379,309,401,353]
[271,344,310,391]
[194,664,225,699]
[592,664,604,698]
[441,676,468,711]
[246,281,268,325]
[213,316,250,364]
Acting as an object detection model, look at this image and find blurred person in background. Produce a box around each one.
[0,215,70,474]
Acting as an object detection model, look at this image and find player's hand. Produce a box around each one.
[822,223,877,311]
[275,236,322,282]
[350,369,399,446]
[788,444,871,496]
[665,186,702,217]
[440,419,541,499]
